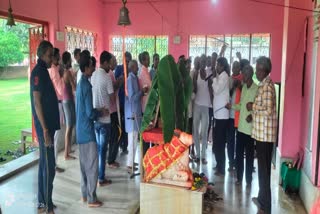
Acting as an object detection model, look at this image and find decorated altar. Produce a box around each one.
[138,55,207,213]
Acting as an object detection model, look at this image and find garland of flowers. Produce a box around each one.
[191,172,208,190]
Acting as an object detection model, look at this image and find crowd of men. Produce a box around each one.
[30,40,276,214]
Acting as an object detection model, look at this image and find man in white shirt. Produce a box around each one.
[206,54,215,145]
[91,51,115,186]
[212,57,230,176]
[192,54,213,165]
[107,55,123,168]
[189,57,200,160]
[73,48,81,84]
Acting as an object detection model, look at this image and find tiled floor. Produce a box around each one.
[0,144,307,214]
[191,148,306,214]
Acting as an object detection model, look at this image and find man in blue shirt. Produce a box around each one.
[76,51,108,208]
[30,40,59,214]
[115,51,132,153]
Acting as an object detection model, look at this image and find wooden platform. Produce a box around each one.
[140,182,206,214]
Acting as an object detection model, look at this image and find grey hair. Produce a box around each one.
[256,56,272,74]
[37,40,53,58]
[242,64,254,77]
[128,60,138,70]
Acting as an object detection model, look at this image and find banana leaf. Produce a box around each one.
[140,55,193,143]
[157,55,176,142]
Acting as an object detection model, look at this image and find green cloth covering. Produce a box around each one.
[232,82,258,136]
[280,162,301,191]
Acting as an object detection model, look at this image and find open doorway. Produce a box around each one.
[0,18,45,164]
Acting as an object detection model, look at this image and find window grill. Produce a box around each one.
[65,26,97,57]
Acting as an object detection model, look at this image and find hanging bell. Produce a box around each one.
[118,1,131,26]
[6,0,16,27]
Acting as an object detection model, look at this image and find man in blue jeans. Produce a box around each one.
[30,40,59,214]
[76,51,109,207]
[91,51,114,186]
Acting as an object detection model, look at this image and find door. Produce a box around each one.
[29,25,46,143]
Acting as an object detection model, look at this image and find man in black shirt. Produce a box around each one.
[30,40,60,214]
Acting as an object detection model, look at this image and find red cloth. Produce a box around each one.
[143,135,189,182]
[232,74,243,128]
[142,128,164,144]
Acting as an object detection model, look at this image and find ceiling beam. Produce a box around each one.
[101,0,207,4]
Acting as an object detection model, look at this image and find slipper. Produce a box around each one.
[55,167,65,173]
[108,163,119,169]
[127,166,138,173]
[5,150,14,156]
[98,179,112,187]
[88,200,103,208]
[64,155,76,160]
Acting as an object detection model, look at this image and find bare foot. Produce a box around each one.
[37,207,46,213]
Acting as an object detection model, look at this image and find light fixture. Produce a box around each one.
[211,0,217,4]
[118,0,131,26]
[6,0,16,27]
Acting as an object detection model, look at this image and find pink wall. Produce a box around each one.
[278,0,313,158]
[103,0,284,81]
[0,0,105,57]
[278,0,320,185]
[299,10,320,185]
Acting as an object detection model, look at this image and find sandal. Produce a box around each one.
[98,179,112,186]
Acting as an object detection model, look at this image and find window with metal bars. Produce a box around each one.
[65,26,97,58]
[189,34,271,65]
[110,35,168,63]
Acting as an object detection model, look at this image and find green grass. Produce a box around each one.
[0,78,32,164]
